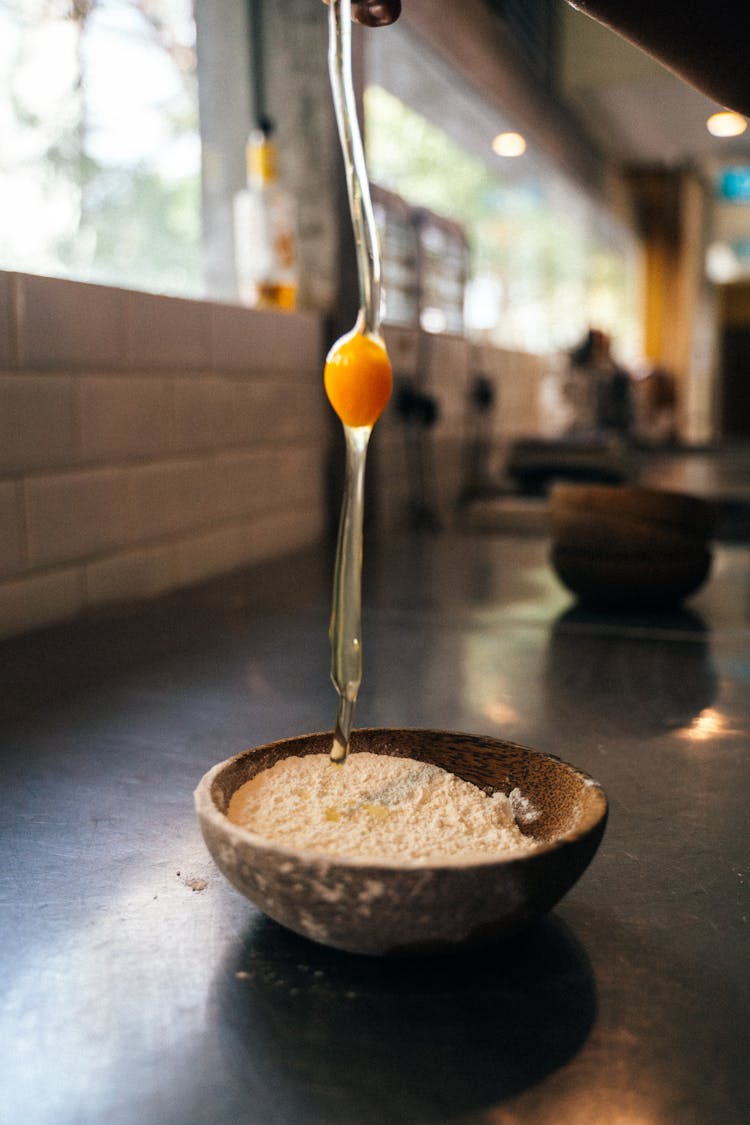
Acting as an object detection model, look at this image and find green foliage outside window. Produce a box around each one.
[0,0,201,295]
[365,85,640,360]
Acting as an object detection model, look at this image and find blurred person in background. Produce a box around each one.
[564,329,633,440]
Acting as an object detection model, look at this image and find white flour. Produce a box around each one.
[227,752,539,863]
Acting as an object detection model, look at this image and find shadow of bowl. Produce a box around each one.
[213,912,597,1123]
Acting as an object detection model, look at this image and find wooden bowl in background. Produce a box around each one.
[548,483,717,608]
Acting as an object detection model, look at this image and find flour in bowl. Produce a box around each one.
[226,752,538,863]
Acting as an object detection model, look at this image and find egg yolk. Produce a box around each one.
[324,331,392,428]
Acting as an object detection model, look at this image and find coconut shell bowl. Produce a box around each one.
[194,728,608,956]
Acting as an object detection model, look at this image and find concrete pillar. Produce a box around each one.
[195,0,359,330]
[626,166,712,441]
[194,0,252,303]
[261,0,359,330]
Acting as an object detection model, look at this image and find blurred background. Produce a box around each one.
[2,0,749,638]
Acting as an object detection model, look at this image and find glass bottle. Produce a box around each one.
[234,116,298,310]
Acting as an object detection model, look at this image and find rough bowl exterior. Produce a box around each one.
[194,728,608,956]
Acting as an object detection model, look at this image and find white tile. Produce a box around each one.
[131,458,220,540]
[428,336,471,381]
[212,443,325,526]
[173,376,242,450]
[425,334,471,426]
[0,375,76,473]
[233,376,328,446]
[469,342,513,378]
[268,442,325,510]
[77,376,173,462]
[214,448,278,520]
[16,274,127,368]
[210,303,323,373]
[383,325,419,377]
[241,504,326,564]
[24,467,134,568]
[174,503,324,587]
[173,522,250,587]
[85,544,177,608]
[126,291,211,370]
[0,481,23,578]
[0,567,83,641]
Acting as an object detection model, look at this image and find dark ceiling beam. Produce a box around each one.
[400,0,607,193]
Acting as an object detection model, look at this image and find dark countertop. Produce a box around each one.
[1,530,748,1124]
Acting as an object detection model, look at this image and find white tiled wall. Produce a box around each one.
[375,326,544,528]
[0,271,543,640]
[0,271,328,640]
[470,343,546,430]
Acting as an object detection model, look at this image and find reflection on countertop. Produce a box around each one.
[544,605,717,738]
[213,914,595,1124]
[0,528,748,1124]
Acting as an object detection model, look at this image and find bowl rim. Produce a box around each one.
[194,727,609,872]
[548,481,717,531]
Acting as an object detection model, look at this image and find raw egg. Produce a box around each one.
[324,330,392,428]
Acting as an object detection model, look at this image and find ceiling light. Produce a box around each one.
[706,111,747,138]
[706,242,741,283]
[492,131,526,157]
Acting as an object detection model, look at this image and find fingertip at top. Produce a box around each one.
[324,1,401,29]
[354,1,401,28]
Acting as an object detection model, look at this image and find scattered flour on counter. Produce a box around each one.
[227,752,539,863]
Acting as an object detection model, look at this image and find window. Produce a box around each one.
[0,0,201,295]
[365,84,641,362]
